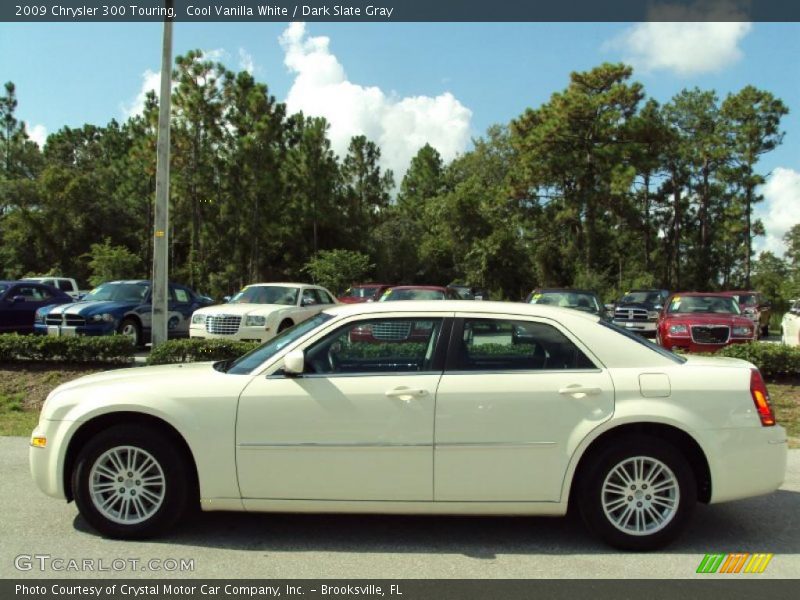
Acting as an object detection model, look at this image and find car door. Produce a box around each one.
[434,314,614,502]
[294,287,324,322]
[1,284,57,333]
[167,285,196,337]
[236,315,449,501]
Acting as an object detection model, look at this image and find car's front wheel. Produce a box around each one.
[71,424,191,538]
[577,436,696,551]
[118,317,142,347]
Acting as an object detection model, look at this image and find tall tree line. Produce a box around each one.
[0,58,794,302]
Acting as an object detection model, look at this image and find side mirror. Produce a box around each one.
[604,303,615,312]
[223,296,231,303]
[283,349,305,376]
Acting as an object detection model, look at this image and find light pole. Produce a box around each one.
[151,0,173,347]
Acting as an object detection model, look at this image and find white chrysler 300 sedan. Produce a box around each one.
[189,282,337,342]
[30,301,787,550]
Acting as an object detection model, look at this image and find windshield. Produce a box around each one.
[343,286,379,299]
[84,282,149,303]
[380,288,446,301]
[667,295,741,315]
[226,313,333,375]
[449,287,475,300]
[600,321,686,364]
[229,286,298,305]
[529,291,599,314]
[734,294,758,306]
[620,291,663,305]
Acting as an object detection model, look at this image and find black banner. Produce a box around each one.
[4,580,800,600]
[3,0,800,23]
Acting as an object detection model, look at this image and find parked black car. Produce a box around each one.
[611,289,670,337]
[0,280,73,334]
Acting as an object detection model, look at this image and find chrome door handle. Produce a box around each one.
[558,385,602,397]
[385,388,429,398]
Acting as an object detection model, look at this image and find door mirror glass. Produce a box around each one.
[283,349,305,375]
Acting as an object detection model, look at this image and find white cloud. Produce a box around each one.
[203,48,228,63]
[27,124,47,147]
[121,69,162,119]
[755,167,800,257]
[238,48,255,75]
[607,2,752,76]
[279,22,472,181]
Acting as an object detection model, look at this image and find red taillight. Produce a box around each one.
[750,369,776,427]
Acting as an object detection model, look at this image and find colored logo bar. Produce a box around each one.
[697,553,773,574]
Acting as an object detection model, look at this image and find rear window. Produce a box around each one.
[599,321,686,364]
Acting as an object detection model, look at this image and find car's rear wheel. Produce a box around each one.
[118,317,142,347]
[72,424,190,539]
[577,436,696,551]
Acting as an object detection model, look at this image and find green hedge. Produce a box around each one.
[0,334,135,364]
[147,338,260,365]
[711,343,800,379]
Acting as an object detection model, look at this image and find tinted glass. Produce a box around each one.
[304,318,443,375]
[174,288,191,303]
[380,289,446,301]
[56,280,72,291]
[229,286,298,306]
[620,291,663,304]
[14,285,53,301]
[667,295,741,315]
[450,319,595,371]
[226,313,333,375]
[528,292,599,314]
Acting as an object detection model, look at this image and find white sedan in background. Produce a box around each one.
[781,299,800,346]
[189,282,337,342]
[30,301,786,550]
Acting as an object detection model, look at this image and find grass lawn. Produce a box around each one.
[1,364,799,448]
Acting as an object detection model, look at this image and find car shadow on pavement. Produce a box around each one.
[72,489,800,557]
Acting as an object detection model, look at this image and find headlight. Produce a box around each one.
[34,311,46,323]
[733,326,753,337]
[244,315,266,327]
[668,324,689,335]
[191,313,206,325]
[89,313,114,323]
[647,311,660,319]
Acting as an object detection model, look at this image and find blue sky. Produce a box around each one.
[1,21,798,253]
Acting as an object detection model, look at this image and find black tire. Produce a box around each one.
[71,424,191,539]
[118,317,142,347]
[761,324,770,338]
[278,319,294,333]
[577,435,696,551]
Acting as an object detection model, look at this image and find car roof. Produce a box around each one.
[244,282,319,289]
[387,285,448,292]
[350,283,392,287]
[323,299,600,322]
[669,291,738,298]
[533,288,598,295]
[717,290,759,295]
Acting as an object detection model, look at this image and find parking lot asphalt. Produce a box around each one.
[1,436,798,579]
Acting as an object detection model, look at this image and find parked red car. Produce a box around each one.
[656,292,756,353]
[718,290,772,338]
[337,284,393,304]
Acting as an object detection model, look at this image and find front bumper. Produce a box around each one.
[34,322,116,337]
[29,418,76,500]
[706,424,787,504]
[612,320,656,334]
[661,336,753,353]
[189,325,270,343]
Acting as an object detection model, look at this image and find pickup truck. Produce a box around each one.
[22,277,87,300]
[611,289,670,337]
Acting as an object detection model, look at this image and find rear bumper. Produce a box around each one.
[706,424,787,504]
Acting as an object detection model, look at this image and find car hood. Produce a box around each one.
[663,313,753,326]
[41,362,224,420]
[193,303,294,317]
[45,300,139,316]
